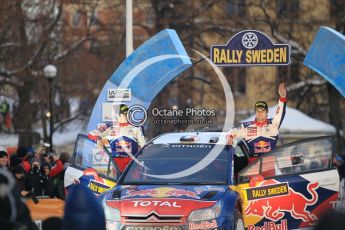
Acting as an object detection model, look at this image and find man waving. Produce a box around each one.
[227,83,287,163]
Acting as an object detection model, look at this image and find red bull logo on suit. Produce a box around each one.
[253,141,271,153]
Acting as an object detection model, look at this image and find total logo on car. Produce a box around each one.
[65,132,340,230]
[100,185,226,230]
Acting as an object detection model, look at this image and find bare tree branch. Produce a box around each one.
[288,79,327,91]
[0,76,22,88]
[0,44,46,76]
[53,36,89,62]
[0,43,21,49]
[52,112,82,133]
[272,32,307,55]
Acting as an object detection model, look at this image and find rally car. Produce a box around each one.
[65,132,339,230]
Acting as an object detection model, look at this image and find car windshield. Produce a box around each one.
[121,143,230,185]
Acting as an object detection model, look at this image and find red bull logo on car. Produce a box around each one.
[245,179,319,223]
[123,189,158,198]
[166,188,200,199]
[123,187,200,199]
[189,220,218,230]
[248,219,288,230]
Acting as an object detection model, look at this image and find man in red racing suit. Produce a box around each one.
[227,83,287,164]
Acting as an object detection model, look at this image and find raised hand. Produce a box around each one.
[278,83,287,98]
[227,135,234,146]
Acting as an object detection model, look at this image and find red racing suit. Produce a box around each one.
[227,97,287,163]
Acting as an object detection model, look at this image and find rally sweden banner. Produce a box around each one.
[210,30,290,66]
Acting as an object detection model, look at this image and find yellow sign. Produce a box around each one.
[88,179,115,194]
[246,182,289,200]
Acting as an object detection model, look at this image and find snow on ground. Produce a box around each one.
[0,119,87,148]
[0,96,87,148]
[50,119,87,146]
[0,133,18,147]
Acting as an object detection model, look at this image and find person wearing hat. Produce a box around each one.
[16,147,31,173]
[333,154,345,209]
[0,168,38,230]
[11,165,31,197]
[9,154,22,170]
[63,184,105,230]
[88,104,146,172]
[0,151,9,170]
[227,83,287,164]
[49,152,64,178]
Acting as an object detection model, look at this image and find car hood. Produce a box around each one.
[104,185,228,217]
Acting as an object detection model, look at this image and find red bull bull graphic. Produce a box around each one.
[166,189,200,199]
[123,187,200,199]
[109,136,139,157]
[245,179,319,223]
[116,140,133,152]
[253,141,271,153]
[123,189,158,198]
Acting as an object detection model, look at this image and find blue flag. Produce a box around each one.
[304,26,345,97]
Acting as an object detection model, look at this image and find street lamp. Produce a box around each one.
[43,64,57,152]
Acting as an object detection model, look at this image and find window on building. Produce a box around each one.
[276,0,299,18]
[289,63,300,83]
[226,0,246,17]
[224,67,246,96]
[278,63,300,84]
[90,39,101,54]
[90,10,100,29]
[72,11,81,28]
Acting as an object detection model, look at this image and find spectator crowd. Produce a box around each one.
[0,146,71,200]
